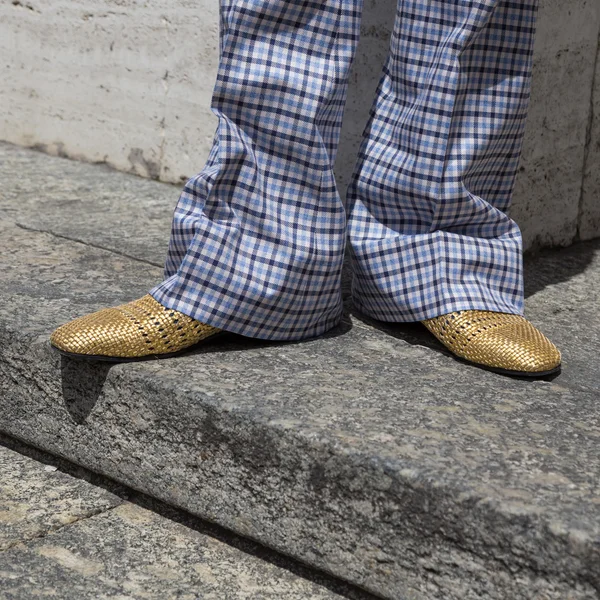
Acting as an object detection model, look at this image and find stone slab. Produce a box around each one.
[1,141,598,395]
[0,445,122,552]
[3,502,360,600]
[0,0,219,184]
[1,1,600,248]
[0,143,174,268]
[0,444,367,600]
[509,0,600,249]
[1,145,600,599]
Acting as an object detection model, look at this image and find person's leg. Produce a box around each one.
[346,0,560,375]
[348,0,535,321]
[151,0,364,342]
[51,0,364,359]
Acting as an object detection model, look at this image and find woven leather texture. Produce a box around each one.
[51,295,220,358]
[423,310,561,374]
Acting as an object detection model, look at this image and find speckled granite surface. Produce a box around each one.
[1,143,599,599]
[0,445,122,552]
[0,445,364,599]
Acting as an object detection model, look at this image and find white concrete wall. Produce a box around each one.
[511,0,600,248]
[1,0,599,250]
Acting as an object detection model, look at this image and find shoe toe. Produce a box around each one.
[50,307,134,357]
[481,321,561,374]
[50,295,221,359]
[423,310,561,375]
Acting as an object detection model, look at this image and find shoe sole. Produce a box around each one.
[448,352,562,379]
[49,330,228,363]
[478,362,562,379]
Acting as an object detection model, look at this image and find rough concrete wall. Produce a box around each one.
[580,27,600,241]
[0,0,220,183]
[511,0,600,250]
[1,0,599,250]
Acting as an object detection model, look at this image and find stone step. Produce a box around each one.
[0,442,372,599]
[1,142,599,600]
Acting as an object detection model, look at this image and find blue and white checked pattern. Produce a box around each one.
[151,0,538,340]
[348,0,538,322]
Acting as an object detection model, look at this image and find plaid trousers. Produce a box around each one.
[151,0,538,341]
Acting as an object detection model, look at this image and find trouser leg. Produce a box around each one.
[151,0,363,340]
[347,0,539,322]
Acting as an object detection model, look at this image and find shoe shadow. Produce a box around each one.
[57,313,354,423]
[58,239,597,413]
[182,311,354,358]
[523,237,599,298]
[60,356,113,423]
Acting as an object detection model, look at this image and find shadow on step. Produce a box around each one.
[60,358,112,424]
[57,239,598,414]
[0,433,380,600]
[57,313,355,423]
[523,237,600,298]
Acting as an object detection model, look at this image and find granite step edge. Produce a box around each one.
[0,327,598,600]
[0,443,376,600]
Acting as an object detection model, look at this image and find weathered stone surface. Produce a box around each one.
[0,446,365,599]
[523,240,600,394]
[0,445,122,551]
[1,144,600,599]
[3,503,358,600]
[511,0,600,250]
[0,0,220,184]
[3,504,361,599]
[1,0,599,247]
[580,30,600,241]
[0,143,174,268]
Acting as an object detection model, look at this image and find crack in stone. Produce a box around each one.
[13,222,163,269]
[0,503,124,554]
[11,0,39,13]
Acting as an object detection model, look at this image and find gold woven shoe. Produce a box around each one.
[422,310,561,377]
[50,295,222,361]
